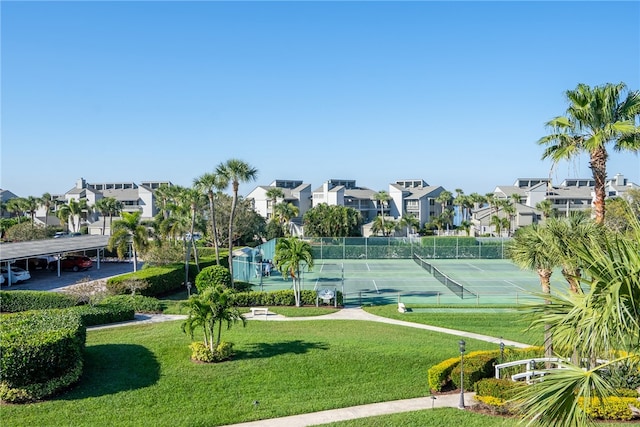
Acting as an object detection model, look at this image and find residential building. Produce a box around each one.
[246,179,312,222]
[388,179,448,228]
[312,179,378,223]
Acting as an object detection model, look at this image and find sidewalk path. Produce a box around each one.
[222,393,475,427]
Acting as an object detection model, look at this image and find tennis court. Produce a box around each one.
[254,258,564,306]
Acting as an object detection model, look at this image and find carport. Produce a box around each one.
[0,236,111,286]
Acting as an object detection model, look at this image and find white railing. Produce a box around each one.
[495,357,569,383]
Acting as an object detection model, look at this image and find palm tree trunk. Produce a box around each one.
[538,269,553,359]
[228,183,239,286]
[590,146,608,224]
[208,193,220,264]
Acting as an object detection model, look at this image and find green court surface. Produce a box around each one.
[253,259,564,306]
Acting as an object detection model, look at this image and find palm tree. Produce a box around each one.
[273,201,299,236]
[538,82,640,224]
[181,286,246,352]
[516,208,640,427]
[216,159,258,285]
[39,193,54,227]
[178,187,206,271]
[399,213,419,237]
[265,187,285,221]
[507,224,559,358]
[274,237,314,307]
[536,199,554,220]
[24,196,38,227]
[108,211,149,272]
[194,172,227,264]
[372,191,391,228]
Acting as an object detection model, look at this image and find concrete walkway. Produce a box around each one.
[88,306,529,426]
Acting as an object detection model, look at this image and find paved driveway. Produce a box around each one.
[1,261,137,292]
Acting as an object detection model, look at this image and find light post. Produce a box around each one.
[184,232,192,294]
[458,340,466,409]
[500,338,505,363]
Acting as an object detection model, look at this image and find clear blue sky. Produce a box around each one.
[2,1,639,198]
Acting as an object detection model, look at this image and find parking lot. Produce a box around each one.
[1,261,138,292]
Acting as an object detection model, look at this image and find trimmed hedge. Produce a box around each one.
[0,290,77,313]
[233,290,343,307]
[0,309,86,403]
[99,295,162,314]
[427,346,544,392]
[474,378,525,400]
[71,304,135,327]
[195,265,231,293]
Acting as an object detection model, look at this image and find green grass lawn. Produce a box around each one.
[364,305,543,346]
[3,317,505,427]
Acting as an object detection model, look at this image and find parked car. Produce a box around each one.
[1,266,32,283]
[14,257,51,270]
[48,256,93,272]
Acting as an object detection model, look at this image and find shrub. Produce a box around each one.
[451,352,498,391]
[99,295,162,313]
[474,378,525,400]
[427,357,460,392]
[0,309,85,403]
[106,264,185,296]
[189,341,234,363]
[195,265,231,293]
[71,304,135,327]
[579,396,637,421]
[0,290,77,313]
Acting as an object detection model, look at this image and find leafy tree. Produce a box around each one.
[303,204,362,237]
[216,159,258,286]
[4,221,48,241]
[274,237,314,307]
[195,265,232,293]
[538,82,640,224]
[108,211,149,272]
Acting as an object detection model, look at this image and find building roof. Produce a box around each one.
[0,235,111,263]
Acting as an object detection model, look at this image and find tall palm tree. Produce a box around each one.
[273,237,314,307]
[538,82,640,224]
[265,187,285,221]
[216,159,258,284]
[39,193,54,227]
[194,172,227,264]
[178,187,206,272]
[24,196,38,227]
[507,224,559,358]
[108,211,149,272]
[399,213,419,237]
[372,190,391,228]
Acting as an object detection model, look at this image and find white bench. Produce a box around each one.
[398,302,407,313]
[250,307,269,317]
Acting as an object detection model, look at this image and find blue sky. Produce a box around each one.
[2,1,639,198]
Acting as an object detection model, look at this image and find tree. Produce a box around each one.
[372,190,391,229]
[181,285,246,353]
[507,224,558,358]
[274,237,314,307]
[273,201,299,236]
[108,211,149,272]
[399,213,419,237]
[538,82,640,224]
[435,190,452,218]
[265,187,285,221]
[516,207,640,427]
[536,199,554,220]
[58,199,87,233]
[95,197,121,236]
[194,172,227,264]
[303,204,362,237]
[178,187,206,272]
[216,159,258,285]
[23,196,38,227]
[39,193,55,228]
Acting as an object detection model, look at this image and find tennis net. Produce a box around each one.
[412,254,476,299]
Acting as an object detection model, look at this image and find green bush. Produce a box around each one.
[474,378,524,400]
[106,264,186,296]
[0,290,77,313]
[427,357,460,392]
[99,295,162,313]
[71,304,135,327]
[580,396,637,421]
[0,309,85,403]
[232,290,343,307]
[195,265,231,293]
[451,352,498,391]
[188,341,234,363]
